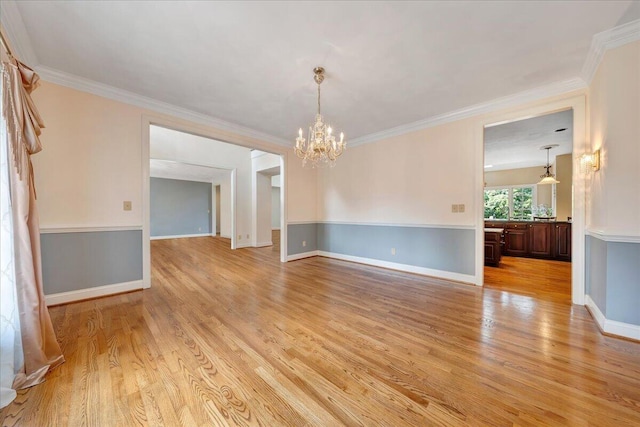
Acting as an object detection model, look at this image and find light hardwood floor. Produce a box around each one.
[1,237,639,426]
[484,256,572,304]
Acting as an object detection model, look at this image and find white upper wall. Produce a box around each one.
[588,40,640,235]
[318,119,477,226]
[32,83,144,228]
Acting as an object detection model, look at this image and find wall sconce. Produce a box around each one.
[580,149,601,173]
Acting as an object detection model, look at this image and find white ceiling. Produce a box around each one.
[4,1,638,144]
[150,159,230,183]
[484,109,573,171]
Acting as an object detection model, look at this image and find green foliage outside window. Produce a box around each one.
[484,189,509,219]
[484,186,535,220]
[512,187,533,219]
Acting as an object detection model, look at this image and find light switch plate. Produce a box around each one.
[452,204,459,213]
[123,201,132,211]
[458,204,465,213]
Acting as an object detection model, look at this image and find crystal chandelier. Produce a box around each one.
[294,67,345,167]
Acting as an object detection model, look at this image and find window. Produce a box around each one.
[484,185,536,220]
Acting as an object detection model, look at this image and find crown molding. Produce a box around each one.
[34,65,290,147]
[0,0,38,65]
[349,77,586,147]
[581,19,640,84]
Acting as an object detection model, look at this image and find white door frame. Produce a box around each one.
[141,115,289,289]
[475,94,587,305]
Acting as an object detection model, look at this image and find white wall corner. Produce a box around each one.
[585,295,640,341]
[584,295,607,332]
[581,19,640,84]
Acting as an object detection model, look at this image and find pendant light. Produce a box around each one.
[538,145,560,185]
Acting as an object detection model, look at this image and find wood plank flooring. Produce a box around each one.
[484,256,572,304]
[2,237,640,426]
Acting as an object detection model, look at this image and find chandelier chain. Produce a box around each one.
[317,83,321,115]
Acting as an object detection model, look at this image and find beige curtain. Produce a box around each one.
[2,57,64,390]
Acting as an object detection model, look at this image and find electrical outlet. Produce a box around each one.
[451,204,459,213]
[198,227,202,231]
[391,248,396,255]
[458,204,465,213]
[302,240,307,247]
[246,234,250,239]
[238,235,242,240]
[123,201,132,211]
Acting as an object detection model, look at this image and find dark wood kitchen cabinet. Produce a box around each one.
[504,223,528,256]
[485,221,571,261]
[555,222,572,261]
[528,222,553,258]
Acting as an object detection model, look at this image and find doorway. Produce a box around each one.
[482,109,574,302]
[141,118,288,289]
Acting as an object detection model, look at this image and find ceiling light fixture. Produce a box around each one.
[294,67,345,167]
[538,145,560,185]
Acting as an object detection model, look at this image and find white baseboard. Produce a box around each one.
[235,242,252,249]
[317,251,475,284]
[45,280,145,306]
[151,233,213,240]
[585,295,640,341]
[287,250,319,261]
[272,228,281,231]
[255,241,273,247]
[585,295,606,330]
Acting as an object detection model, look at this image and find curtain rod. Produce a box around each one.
[0,30,14,57]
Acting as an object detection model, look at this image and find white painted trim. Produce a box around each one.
[40,225,142,234]
[287,220,474,230]
[585,295,640,341]
[349,78,586,147]
[33,65,289,147]
[581,19,640,84]
[584,295,606,331]
[220,234,231,239]
[230,168,237,250]
[235,242,253,249]
[255,241,273,247]
[287,251,319,261]
[150,233,213,240]
[606,320,640,341]
[317,251,476,285]
[317,221,475,229]
[45,280,144,306]
[476,95,587,305]
[585,229,640,244]
[279,155,287,263]
[272,227,281,231]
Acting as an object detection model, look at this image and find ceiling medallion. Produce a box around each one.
[294,67,345,167]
